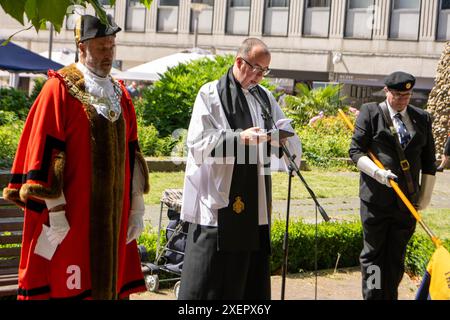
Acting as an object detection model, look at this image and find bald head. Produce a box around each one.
[237,38,270,60]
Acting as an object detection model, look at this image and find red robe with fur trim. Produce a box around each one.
[3,65,147,299]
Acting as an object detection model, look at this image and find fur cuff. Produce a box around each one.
[19,152,65,202]
[3,187,25,208]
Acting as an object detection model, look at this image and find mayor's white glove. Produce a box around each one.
[127,195,145,244]
[127,157,147,244]
[357,156,398,188]
[44,193,70,246]
[47,210,70,247]
[416,174,436,211]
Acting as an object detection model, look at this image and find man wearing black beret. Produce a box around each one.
[349,71,437,299]
[3,14,149,299]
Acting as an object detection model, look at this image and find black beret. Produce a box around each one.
[75,14,121,43]
[384,71,416,91]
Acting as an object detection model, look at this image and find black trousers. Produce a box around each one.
[178,223,271,300]
[360,200,416,300]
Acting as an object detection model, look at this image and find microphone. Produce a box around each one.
[248,85,271,121]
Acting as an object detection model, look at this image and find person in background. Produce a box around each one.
[127,81,139,98]
[3,14,149,300]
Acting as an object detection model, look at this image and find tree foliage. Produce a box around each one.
[0,0,153,41]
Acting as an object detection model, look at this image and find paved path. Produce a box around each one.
[143,170,450,228]
[131,267,418,300]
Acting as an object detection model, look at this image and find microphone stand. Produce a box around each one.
[248,87,330,300]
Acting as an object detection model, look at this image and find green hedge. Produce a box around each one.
[138,219,449,278]
[270,219,362,273]
[296,116,354,169]
[0,121,24,169]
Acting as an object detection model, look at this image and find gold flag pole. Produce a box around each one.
[338,109,442,248]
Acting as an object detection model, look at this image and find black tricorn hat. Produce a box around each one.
[74,14,121,44]
[384,71,416,91]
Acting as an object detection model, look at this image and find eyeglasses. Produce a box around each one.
[389,90,413,99]
[240,57,271,76]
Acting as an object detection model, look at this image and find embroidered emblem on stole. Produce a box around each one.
[233,196,245,214]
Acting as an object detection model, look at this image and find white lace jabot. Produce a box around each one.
[76,63,122,122]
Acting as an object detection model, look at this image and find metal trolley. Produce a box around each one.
[140,189,188,298]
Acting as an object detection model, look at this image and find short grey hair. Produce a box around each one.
[237,38,270,59]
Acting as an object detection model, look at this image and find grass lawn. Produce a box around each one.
[271,171,359,200]
[145,170,360,204]
[418,208,450,240]
[145,172,185,205]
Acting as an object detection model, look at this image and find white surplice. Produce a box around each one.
[180,81,302,227]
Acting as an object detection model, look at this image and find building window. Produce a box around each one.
[98,0,115,18]
[66,5,86,30]
[190,0,214,34]
[263,0,290,36]
[303,0,331,37]
[437,0,450,40]
[389,0,421,40]
[226,0,251,35]
[157,0,179,33]
[126,0,146,32]
[345,0,374,38]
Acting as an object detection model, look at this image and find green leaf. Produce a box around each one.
[141,0,153,9]
[0,0,27,25]
[35,0,72,32]
[24,0,37,22]
[87,0,108,25]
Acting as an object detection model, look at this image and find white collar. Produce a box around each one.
[386,100,408,119]
[76,63,122,122]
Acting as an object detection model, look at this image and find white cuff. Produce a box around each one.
[356,156,379,178]
[45,192,66,210]
[131,194,145,211]
[417,174,436,210]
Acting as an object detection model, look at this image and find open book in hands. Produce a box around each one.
[268,118,295,140]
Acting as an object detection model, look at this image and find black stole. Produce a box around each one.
[216,67,272,252]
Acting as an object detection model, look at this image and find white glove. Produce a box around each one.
[357,156,398,188]
[127,157,147,244]
[416,174,436,211]
[46,210,70,247]
[127,195,145,244]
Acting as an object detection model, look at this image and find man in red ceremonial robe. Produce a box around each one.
[2,14,149,300]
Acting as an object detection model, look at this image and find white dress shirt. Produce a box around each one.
[386,100,416,143]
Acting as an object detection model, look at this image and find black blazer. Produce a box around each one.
[349,101,436,207]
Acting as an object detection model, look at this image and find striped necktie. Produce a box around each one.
[394,113,411,149]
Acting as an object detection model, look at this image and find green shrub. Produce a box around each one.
[405,235,450,277]
[137,120,161,156]
[283,83,345,127]
[0,110,19,125]
[29,78,46,103]
[137,225,167,263]
[0,87,31,120]
[271,219,363,273]
[297,116,354,168]
[0,121,24,169]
